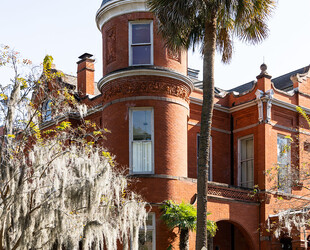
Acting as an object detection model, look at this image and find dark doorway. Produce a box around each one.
[280,237,292,250]
[213,221,252,250]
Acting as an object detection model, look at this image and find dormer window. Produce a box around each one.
[129,21,153,66]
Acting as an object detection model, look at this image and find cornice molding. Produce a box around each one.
[272,98,310,114]
[190,96,257,114]
[98,68,194,92]
[96,0,148,30]
[188,121,231,134]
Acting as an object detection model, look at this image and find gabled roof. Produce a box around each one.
[193,65,310,96]
[226,65,310,94]
[272,65,310,91]
[228,80,255,93]
[57,72,101,96]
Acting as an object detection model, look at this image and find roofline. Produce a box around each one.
[96,0,148,31]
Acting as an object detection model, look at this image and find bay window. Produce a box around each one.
[129,21,153,66]
[130,108,154,174]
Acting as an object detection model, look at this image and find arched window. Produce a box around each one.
[42,100,52,122]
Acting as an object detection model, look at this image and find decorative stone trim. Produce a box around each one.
[101,80,191,103]
[290,68,310,83]
[233,123,259,133]
[106,26,116,65]
[265,89,274,122]
[208,184,257,203]
[256,89,264,123]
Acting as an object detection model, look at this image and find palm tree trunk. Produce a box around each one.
[196,16,217,250]
[180,228,189,250]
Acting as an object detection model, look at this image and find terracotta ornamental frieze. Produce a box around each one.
[101,79,191,103]
[106,26,116,65]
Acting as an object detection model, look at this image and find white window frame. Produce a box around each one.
[277,134,291,193]
[238,135,254,188]
[128,20,154,66]
[197,134,212,181]
[129,107,154,174]
[141,213,156,249]
[131,213,156,250]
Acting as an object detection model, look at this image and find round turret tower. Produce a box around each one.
[96,0,193,176]
[96,2,195,247]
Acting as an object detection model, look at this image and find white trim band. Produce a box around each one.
[98,68,194,91]
[96,0,148,30]
[102,96,189,111]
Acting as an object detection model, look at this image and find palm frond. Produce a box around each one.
[148,0,275,62]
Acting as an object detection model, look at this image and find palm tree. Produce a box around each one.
[147,1,276,249]
[160,200,217,250]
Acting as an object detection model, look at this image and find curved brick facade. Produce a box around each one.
[100,12,187,76]
[102,97,189,178]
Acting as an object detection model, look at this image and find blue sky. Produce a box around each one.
[1,0,310,90]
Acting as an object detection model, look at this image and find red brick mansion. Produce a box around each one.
[44,0,310,249]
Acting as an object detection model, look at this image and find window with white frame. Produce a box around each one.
[277,134,291,193]
[239,136,254,188]
[130,108,154,174]
[129,21,153,66]
[138,213,156,249]
[197,134,212,181]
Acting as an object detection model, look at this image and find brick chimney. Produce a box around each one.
[77,53,95,96]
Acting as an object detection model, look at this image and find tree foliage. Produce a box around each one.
[0,45,147,250]
[160,200,217,250]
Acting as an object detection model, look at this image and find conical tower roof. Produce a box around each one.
[100,0,113,7]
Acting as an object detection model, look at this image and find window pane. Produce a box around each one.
[132,45,151,65]
[277,135,291,193]
[246,139,253,158]
[133,141,152,172]
[241,162,247,186]
[133,110,152,140]
[138,231,153,250]
[132,24,150,44]
[43,100,52,121]
[241,139,247,160]
[145,214,153,227]
[247,160,254,187]
[240,137,254,188]
[133,142,143,172]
